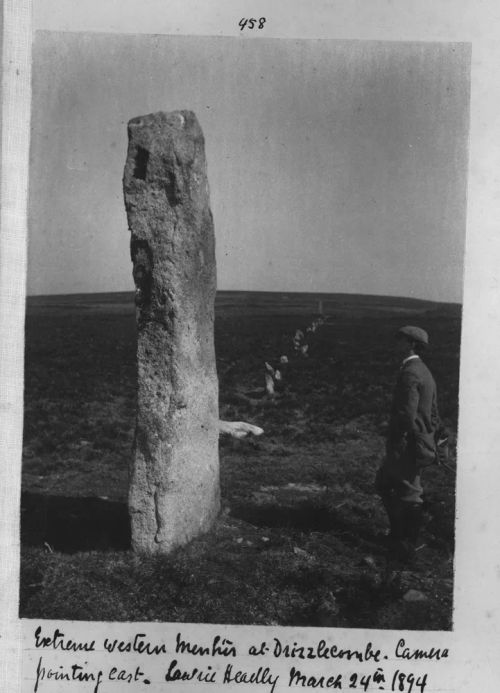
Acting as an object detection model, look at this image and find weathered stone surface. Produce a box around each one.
[123,110,219,554]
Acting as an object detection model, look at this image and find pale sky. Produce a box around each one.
[28,33,470,301]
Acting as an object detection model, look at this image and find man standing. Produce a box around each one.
[376,326,441,561]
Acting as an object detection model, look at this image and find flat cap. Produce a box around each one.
[397,325,429,345]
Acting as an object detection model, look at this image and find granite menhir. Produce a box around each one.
[123,111,219,554]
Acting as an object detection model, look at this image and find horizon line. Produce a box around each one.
[26,288,462,307]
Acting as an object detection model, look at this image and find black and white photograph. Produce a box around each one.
[19,31,470,632]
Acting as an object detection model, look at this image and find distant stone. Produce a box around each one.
[403,589,428,602]
[219,421,264,438]
[123,110,219,554]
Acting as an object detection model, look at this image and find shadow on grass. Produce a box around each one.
[21,492,130,553]
[231,500,335,532]
[230,500,382,548]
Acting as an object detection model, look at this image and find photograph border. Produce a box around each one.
[2,1,500,691]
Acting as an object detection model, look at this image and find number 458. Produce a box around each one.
[239,18,266,30]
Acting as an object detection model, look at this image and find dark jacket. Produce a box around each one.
[388,356,440,465]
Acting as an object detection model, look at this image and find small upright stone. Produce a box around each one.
[123,111,219,554]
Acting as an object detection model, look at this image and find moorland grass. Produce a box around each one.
[20,292,459,628]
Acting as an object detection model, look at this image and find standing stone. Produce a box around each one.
[123,111,219,554]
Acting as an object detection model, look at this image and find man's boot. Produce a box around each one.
[403,503,424,547]
[380,493,404,544]
[393,503,424,563]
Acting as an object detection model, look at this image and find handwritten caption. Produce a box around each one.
[29,626,449,692]
[239,18,266,31]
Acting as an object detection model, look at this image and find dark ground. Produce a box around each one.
[20,291,460,628]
